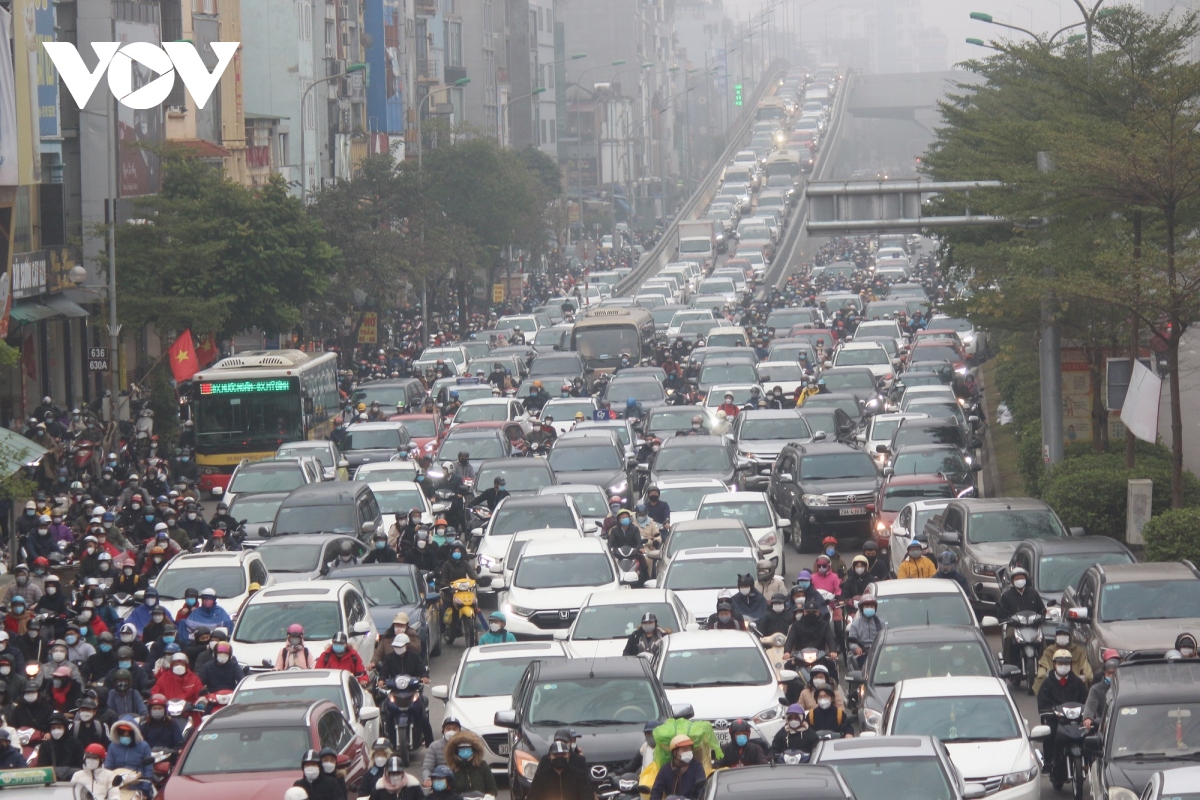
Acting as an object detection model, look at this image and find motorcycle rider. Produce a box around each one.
[197,641,243,692]
[523,381,551,413]
[997,566,1047,667]
[806,686,854,737]
[364,530,400,563]
[846,594,883,668]
[473,477,510,512]
[897,540,936,579]
[3,564,41,606]
[841,555,874,602]
[644,486,671,528]
[716,392,740,418]
[713,719,769,767]
[529,740,593,800]
[754,559,787,601]
[784,598,838,661]
[295,748,346,800]
[1033,625,1092,694]
[314,633,368,683]
[368,756,424,800]
[178,587,233,644]
[326,539,361,572]
[276,624,317,670]
[1082,649,1122,731]
[71,743,120,800]
[152,651,203,705]
[859,540,891,581]
[0,728,26,769]
[649,735,703,800]
[444,730,496,795]
[759,593,792,638]
[375,633,429,683]
[933,550,970,593]
[730,573,768,624]
[623,612,666,656]
[708,598,746,631]
[479,611,516,645]
[526,420,555,450]
[104,718,152,792]
[772,704,817,756]
[1037,650,1089,787]
[140,694,185,751]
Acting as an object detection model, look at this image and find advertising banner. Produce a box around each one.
[0,9,20,186]
[114,20,163,197]
[13,0,43,184]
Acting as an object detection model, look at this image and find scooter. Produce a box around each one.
[1049,702,1089,800]
[376,674,424,766]
[612,545,646,588]
[1002,611,1044,694]
[597,772,641,799]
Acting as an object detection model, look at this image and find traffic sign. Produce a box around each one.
[87,346,109,371]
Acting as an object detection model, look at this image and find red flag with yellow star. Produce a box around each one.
[168,329,201,382]
[195,332,220,367]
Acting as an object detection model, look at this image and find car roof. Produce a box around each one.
[479,458,551,470]
[872,578,964,597]
[460,398,513,407]
[794,442,860,456]
[697,491,769,504]
[737,409,806,421]
[818,735,940,759]
[256,533,354,548]
[552,437,620,449]
[838,341,889,351]
[1113,660,1200,704]
[892,443,963,455]
[239,669,347,688]
[1020,537,1132,557]
[584,588,675,607]
[237,458,307,471]
[671,518,751,533]
[540,484,606,497]
[204,700,326,727]
[325,562,420,578]
[883,473,953,487]
[345,421,407,431]
[660,435,728,448]
[710,764,849,797]
[1159,765,1200,792]
[671,546,757,561]
[251,581,348,601]
[531,655,650,679]
[159,551,254,569]
[496,494,570,509]
[652,477,729,489]
[362,480,422,492]
[279,440,333,450]
[520,538,607,557]
[664,629,762,649]
[463,641,569,661]
[1094,561,1198,582]
[895,676,1007,699]
[876,624,985,644]
[955,498,1052,513]
[229,491,292,505]
[279,483,371,505]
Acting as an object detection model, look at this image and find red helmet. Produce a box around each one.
[149,694,167,707]
[1101,648,1121,663]
[822,536,838,546]
[33,556,49,568]
[84,743,106,758]
[287,624,304,636]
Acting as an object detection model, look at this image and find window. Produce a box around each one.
[1105,358,1154,411]
[250,559,268,586]
[326,20,336,56]
[318,710,354,751]
[942,507,963,534]
[348,679,364,711]
[298,0,312,40]
[343,590,367,628]
[541,119,548,144]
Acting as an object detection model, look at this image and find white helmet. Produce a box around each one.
[392,633,411,650]
[285,788,310,800]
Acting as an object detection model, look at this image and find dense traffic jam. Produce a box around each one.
[3,64,1199,800]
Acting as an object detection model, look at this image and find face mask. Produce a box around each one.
[649,496,659,503]
[303,766,320,780]
[66,635,78,646]
[863,607,876,618]
[817,698,832,710]
[146,598,158,607]
[1104,674,1112,683]
[51,651,66,662]
[118,660,132,670]
[735,734,748,746]
[692,424,701,430]
[24,510,33,517]
[1185,648,1197,658]
[14,576,25,586]
[11,606,23,615]
[433,780,448,792]
[640,623,655,634]
[185,597,198,608]
[0,666,8,677]
[37,528,49,536]
[85,758,100,771]
[144,515,155,522]
[787,719,802,730]
[1056,635,1070,647]
[151,709,165,720]
[619,518,631,527]
[678,751,693,764]
[551,757,569,768]
[374,756,388,768]
[1013,579,1027,589]
[451,551,462,561]
[394,646,407,656]
[488,623,502,633]
[98,643,112,653]
[123,567,134,576]
[1056,664,1071,677]
[636,515,648,523]
[825,547,836,557]
[797,581,810,590]
[818,566,829,574]
[46,586,58,595]
[187,513,197,520]
[119,736,133,746]
[321,761,336,774]
[771,603,785,613]
[23,692,37,703]
[854,566,866,575]
[457,748,474,760]
[172,665,186,676]
[210,651,229,665]
[812,677,827,689]
[445,729,459,740]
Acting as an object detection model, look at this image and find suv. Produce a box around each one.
[1063,561,1200,669]
[270,482,384,540]
[768,441,882,553]
[494,656,693,799]
[222,456,323,505]
[339,421,413,474]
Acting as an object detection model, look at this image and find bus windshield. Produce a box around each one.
[574,325,640,370]
[195,380,302,449]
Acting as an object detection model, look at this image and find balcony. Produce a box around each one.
[416,58,440,83]
[415,0,436,17]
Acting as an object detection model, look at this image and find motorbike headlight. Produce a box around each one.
[863,708,882,730]
[513,749,540,782]
[427,468,445,481]
[1061,706,1082,720]
[1000,762,1038,788]
[1046,605,1062,622]
[802,494,828,507]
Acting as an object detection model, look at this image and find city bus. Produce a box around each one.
[571,308,657,374]
[191,349,340,495]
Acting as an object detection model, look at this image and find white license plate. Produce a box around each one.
[715,731,731,745]
[498,744,510,755]
[839,507,866,516]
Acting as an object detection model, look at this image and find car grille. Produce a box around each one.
[970,776,1004,796]
[824,492,869,506]
[586,761,631,783]
[482,733,509,755]
[529,609,578,629]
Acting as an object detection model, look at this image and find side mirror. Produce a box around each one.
[258,526,270,539]
[637,463,649,472]
[855,433,866,443]
[1001,663,1021,677]
[553,630,569,641]
[882,467,894,478]
[941,530,962,546]
[971,462,983,472]
[1067,606,1090,622]
[359,705,380,721]
[777,518,791,529]
[971,437,983,449]
[776,473,793,484]
[685,622,700,632]
[875,444,888,454]
[643,579,658,589]
[431,685,449,700]
[352,620,371,635]
[671,703,696,720]
[494,710,519,729]
[338,460,350,469]
[1069,526,1087,537]
[963,784,987,800]
[980,615,1000,629]
[432,502,448,513]
[583,523,598,535]
[361,521,377,536]
[847,670,863,684]
[1029,724,1052,740]
[777,669,799,683]
[425,592,440,603]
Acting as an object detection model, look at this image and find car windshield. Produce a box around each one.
[666,525,751,557]
[527,677,663,727]
[912,345,960,363]
[353,385,410,408]
[1098,580,1200,622]
[701,364,758,384]
[800,453,878,480]
[656,485,721,513]
[155,566,246,600]
[798,410,839,436]
[874,594,974,629]
[554,491,607,518]
[821,372,876,391]
[535,328,565,345]
[707,386,756,406]
[490,506,576,535]
[232,684,345,715]
[273,505,356,535]
[697,500,772,528]
[1037,552,1133,592]
[344,429,403,450]
[457,655,565,698]
[869,419,904,443]
[831,757,954,800]
[513,553,615,589]
[371,488,425,515]
[739,417,811,441]
[655,445,732,473]
[665,558,755,590]
[894,425,966,450]
[967,510,1065,543]
[682,320,720,337]
[1108,701,1200,759]
[346,574,418,607]
[354,464,418,482]
[440,436,506,460]
[549,446,622,471]
[544,400,597,419]
[455,404,510,424]
[893,451,969,477]
[871,642,992,686]
[399,418,437,438]
[882,484,953,512]
[835,348,889,367]
[757,364,806,382]
[648,410,710,435]
[256,541,325,572]
[179,726,312,775]
[229,496,286,525]
[478,465,553,492]
[572,603,682,643]
[609,381,665,402]
[699,279,736,294]
[277,446,332,468]
[930,318,973,332]
[530,355,583,376]
[890,695,1021,741]
[235,600,341,643]
[671,312,714,328]
[661,646,772,688]
[230,465,305,495]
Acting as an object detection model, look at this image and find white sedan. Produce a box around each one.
[152,550,273,621]
[231,668,381,744]
[694,491,786,573]
[450,398,531,432]
[647,547,759,626]
[553,589,693,658]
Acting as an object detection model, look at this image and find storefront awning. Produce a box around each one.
[0,427,47,473]
[8,299,59,324]
[42,295,89,318]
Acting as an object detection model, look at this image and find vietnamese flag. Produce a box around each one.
[168,329,201,382]
[195,332,220,367]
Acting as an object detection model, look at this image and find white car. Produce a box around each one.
[654,630,795,745]
[888,499,953,575]
[537,484,610,531]
[703,384,764,410]
[694,492,786,573]
[898,385,959,412]
[866,577,998,631]
[473,495,587,593]
[648,478,730,526]
[647,547,759,626]
[152,550,274,622]
[431,641,569,773]
[857,412,930,467]
[540,398,600,436]
[486,527,582,592]
[831,341,896,389]
[928,315,986,362]
[754,361,808,396]
[500,538,637,638]
[739,250,767,277]
[553,589,693,658]
[352,461,420,482]
[231,668,381,744]
[667,310,719,338]
[363,479,444,531]
[451,398,531,432]
[230,581,377,672]
[879,676,1047,800]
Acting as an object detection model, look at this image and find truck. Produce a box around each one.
[677,219,721,271]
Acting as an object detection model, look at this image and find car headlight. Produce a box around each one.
[961,333,975,344]
[1000,762,1039,788]
[752,705,780,724]
[875,520,888,532]
[478,554,498,570]
[1108,789,1140,800]
[802,494,828,507]
[973,563,1000,577]
[513,749,539,782]
[757,532,777,548]
[609,479,629,496]
[863,708,882,730]
[507,604,534,617]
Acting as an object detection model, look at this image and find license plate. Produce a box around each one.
[714,731,731,745]
[839,507,866,516]
[499,744,510,755]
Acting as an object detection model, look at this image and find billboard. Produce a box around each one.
[33,0,57,138]
[13,0,43,183]
[0,8,20,186]
[115,20,163,197]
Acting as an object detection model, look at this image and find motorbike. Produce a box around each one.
[1048,702,1089,800]
[375,674,424,765]
[150,746,177,793]
[612,545,646,588]
[16,727,40,765]
[442,578,478,647]
[776,749,809,765]
[597,772,641,799]
[796,646,839,686]
[1002,611,1044,693]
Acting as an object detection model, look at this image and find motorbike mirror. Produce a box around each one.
[1028,724,1052,740]
[211,486,224,497]
[1067,606,1090,623]
[361,521,377,535]
[980,615,1000,629]
[432,503,448,514]
[670,703,695,720]
[425,592,441,603]
[777,669,799,683]
[336,754,350,768]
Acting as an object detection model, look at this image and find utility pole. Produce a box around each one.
[1037,150,1063,465]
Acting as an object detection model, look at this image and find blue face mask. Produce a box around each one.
[119,736,132,746]
[163,635,175,645]
[620,518,631,526]
[862,607,876,618]
[1104,675,1112,683]
[99,644,112,653]
[185,598,197,607]
[65,635,78,646]
[144,514,155,522]
[735,734,748,747]
[797,581,810,590]
[376,541,386,549]
[825,546,836,556]
[457,747,474,760]
[118,660,131,670]
[451,551,462,561]
[333,644,346,654]
[433,780,448,792]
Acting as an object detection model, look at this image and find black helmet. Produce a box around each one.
[113,668,132,683]
[302,749,321,765]
[937,550,958,566]
[641,612,657,625]
[730,719,751,734]
[332,632,349,645]
[737,573,754,588]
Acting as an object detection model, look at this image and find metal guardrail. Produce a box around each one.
[614,59,791,298]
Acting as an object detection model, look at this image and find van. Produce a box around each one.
[270,482,384,539]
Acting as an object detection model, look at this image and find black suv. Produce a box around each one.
[769,441,882,552]
[495,656,693,799]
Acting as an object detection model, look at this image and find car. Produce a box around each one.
[867,577,998,631]
[729,408,814,474]
[885,417,980,465]
[858,413,930,467]
[755,361,810,395]
[661,519,759,566]
[641,477,730,525]
[472,495,587,588]
[494,655,689,798]
[152,550,273,620]
[812,734,980,800]
[648,546,760,625]
[552,588,692,658]
[702,764,855,800]
[451,398,530,431]
[228,490,292,547]
[703,383,766,411]
[847,625,1012,732]
[421,344,471,371]
[831,341,896,389]
[163,700,368,800]
[768,441,882,553]
[602,375,668,410]
[815,366,883,401]
[431,641,569,774]
[897,384,959,412]
[323,562,442,656]
[476,457,556,497]
[647,435,746,489]
[222,456,323,506]
[878,677,1047,800]
[927,316,987,362]
[349,377,427,415]
[667,309,719,338]
[276,440,349,482]
[1090,660,1200,800]
[388,412,446,458]
[886,443,980,497]
[269,482,385,541]
[1063,561,1200,669]
[500,538,636,638]
[997,536,1135,637]
[432,425,516,476]
[694,491,787,570]
[546,436,637,501]
[351,461,420,484]
[872,473,956,550]
[887,499,953,576]
[797,407,860,445]
[654,629,795,744]
[800,391,867,422]
[924,498,1073,609]
[644,406,718,439]
[1139,765,1200,800]
[231,580,377,672]
[364,479,442,532]
[340,422,415,475]
[907,338,968,372]
[699,359,761,393]
[539,397,601,435]
[230,669,381,746]
[486,527,584,593]
[537,483,610,530]
[255,533,369,583]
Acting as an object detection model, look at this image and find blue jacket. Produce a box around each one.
[178,605,233,643]
[125,603,170,636]
[478,630,516,645]
[104,737,152,778]
[105,688,147,718]
[0,744,26,769]
[650,758,704,800]
[141,718,185,750]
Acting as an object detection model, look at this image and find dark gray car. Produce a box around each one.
[546,437,636,500]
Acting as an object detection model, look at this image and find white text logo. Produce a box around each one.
[42,41,239,110]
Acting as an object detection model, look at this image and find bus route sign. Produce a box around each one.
[200,380,291,395]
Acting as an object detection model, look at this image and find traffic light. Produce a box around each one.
[734,83,743,106]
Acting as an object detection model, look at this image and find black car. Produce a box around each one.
[495,656,693,799]
[646,435,747,489]
[228,490,292,546]
[800,391,866,425]
[768,441,882,552]
[546,436,637,500]
[847,624,1016,732]
[529,351,589,381]
[883,416,979,463]
[324,562,442,655]
[706,764,854,800]
[340,421,413,474]
[885,443,981,497]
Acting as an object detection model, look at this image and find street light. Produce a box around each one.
[299,62,366,201]
[416,77,471,170]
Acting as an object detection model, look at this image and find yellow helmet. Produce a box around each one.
[356,402,366,412]
[532,380,543,389]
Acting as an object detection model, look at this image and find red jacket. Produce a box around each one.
[152,667,204,704]
[314,646,368,682]
[717,403,740,418]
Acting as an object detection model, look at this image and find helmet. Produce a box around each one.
[937,550,958,566]
[200,587,217,600]
[859,593,876,605]
[392,634,411,649]
[285,790,309,800]
[301,749,321,765]
[84,743,107,758]
[627,398,637,408]
[431,765,454,780]
[815,555,831,568]
[331,632,349,645]
[149,694,167,707]
[549,740,571,756]
[669,735,694,750]
[1010,566,1029,578]
[287,624,304,636]
[851,554,868,567]
[822,536,837,546]
[786,703,805,716]
[730,719,751,734]
[1053,649,1074,663]
[641,612,657,625]
[532,380,543,389]
[1101,648,1121,664]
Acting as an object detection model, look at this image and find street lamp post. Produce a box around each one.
[416,77,471,171]
[968,5,1114,56]
[300,62,367,201]
[503,53,584,148]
